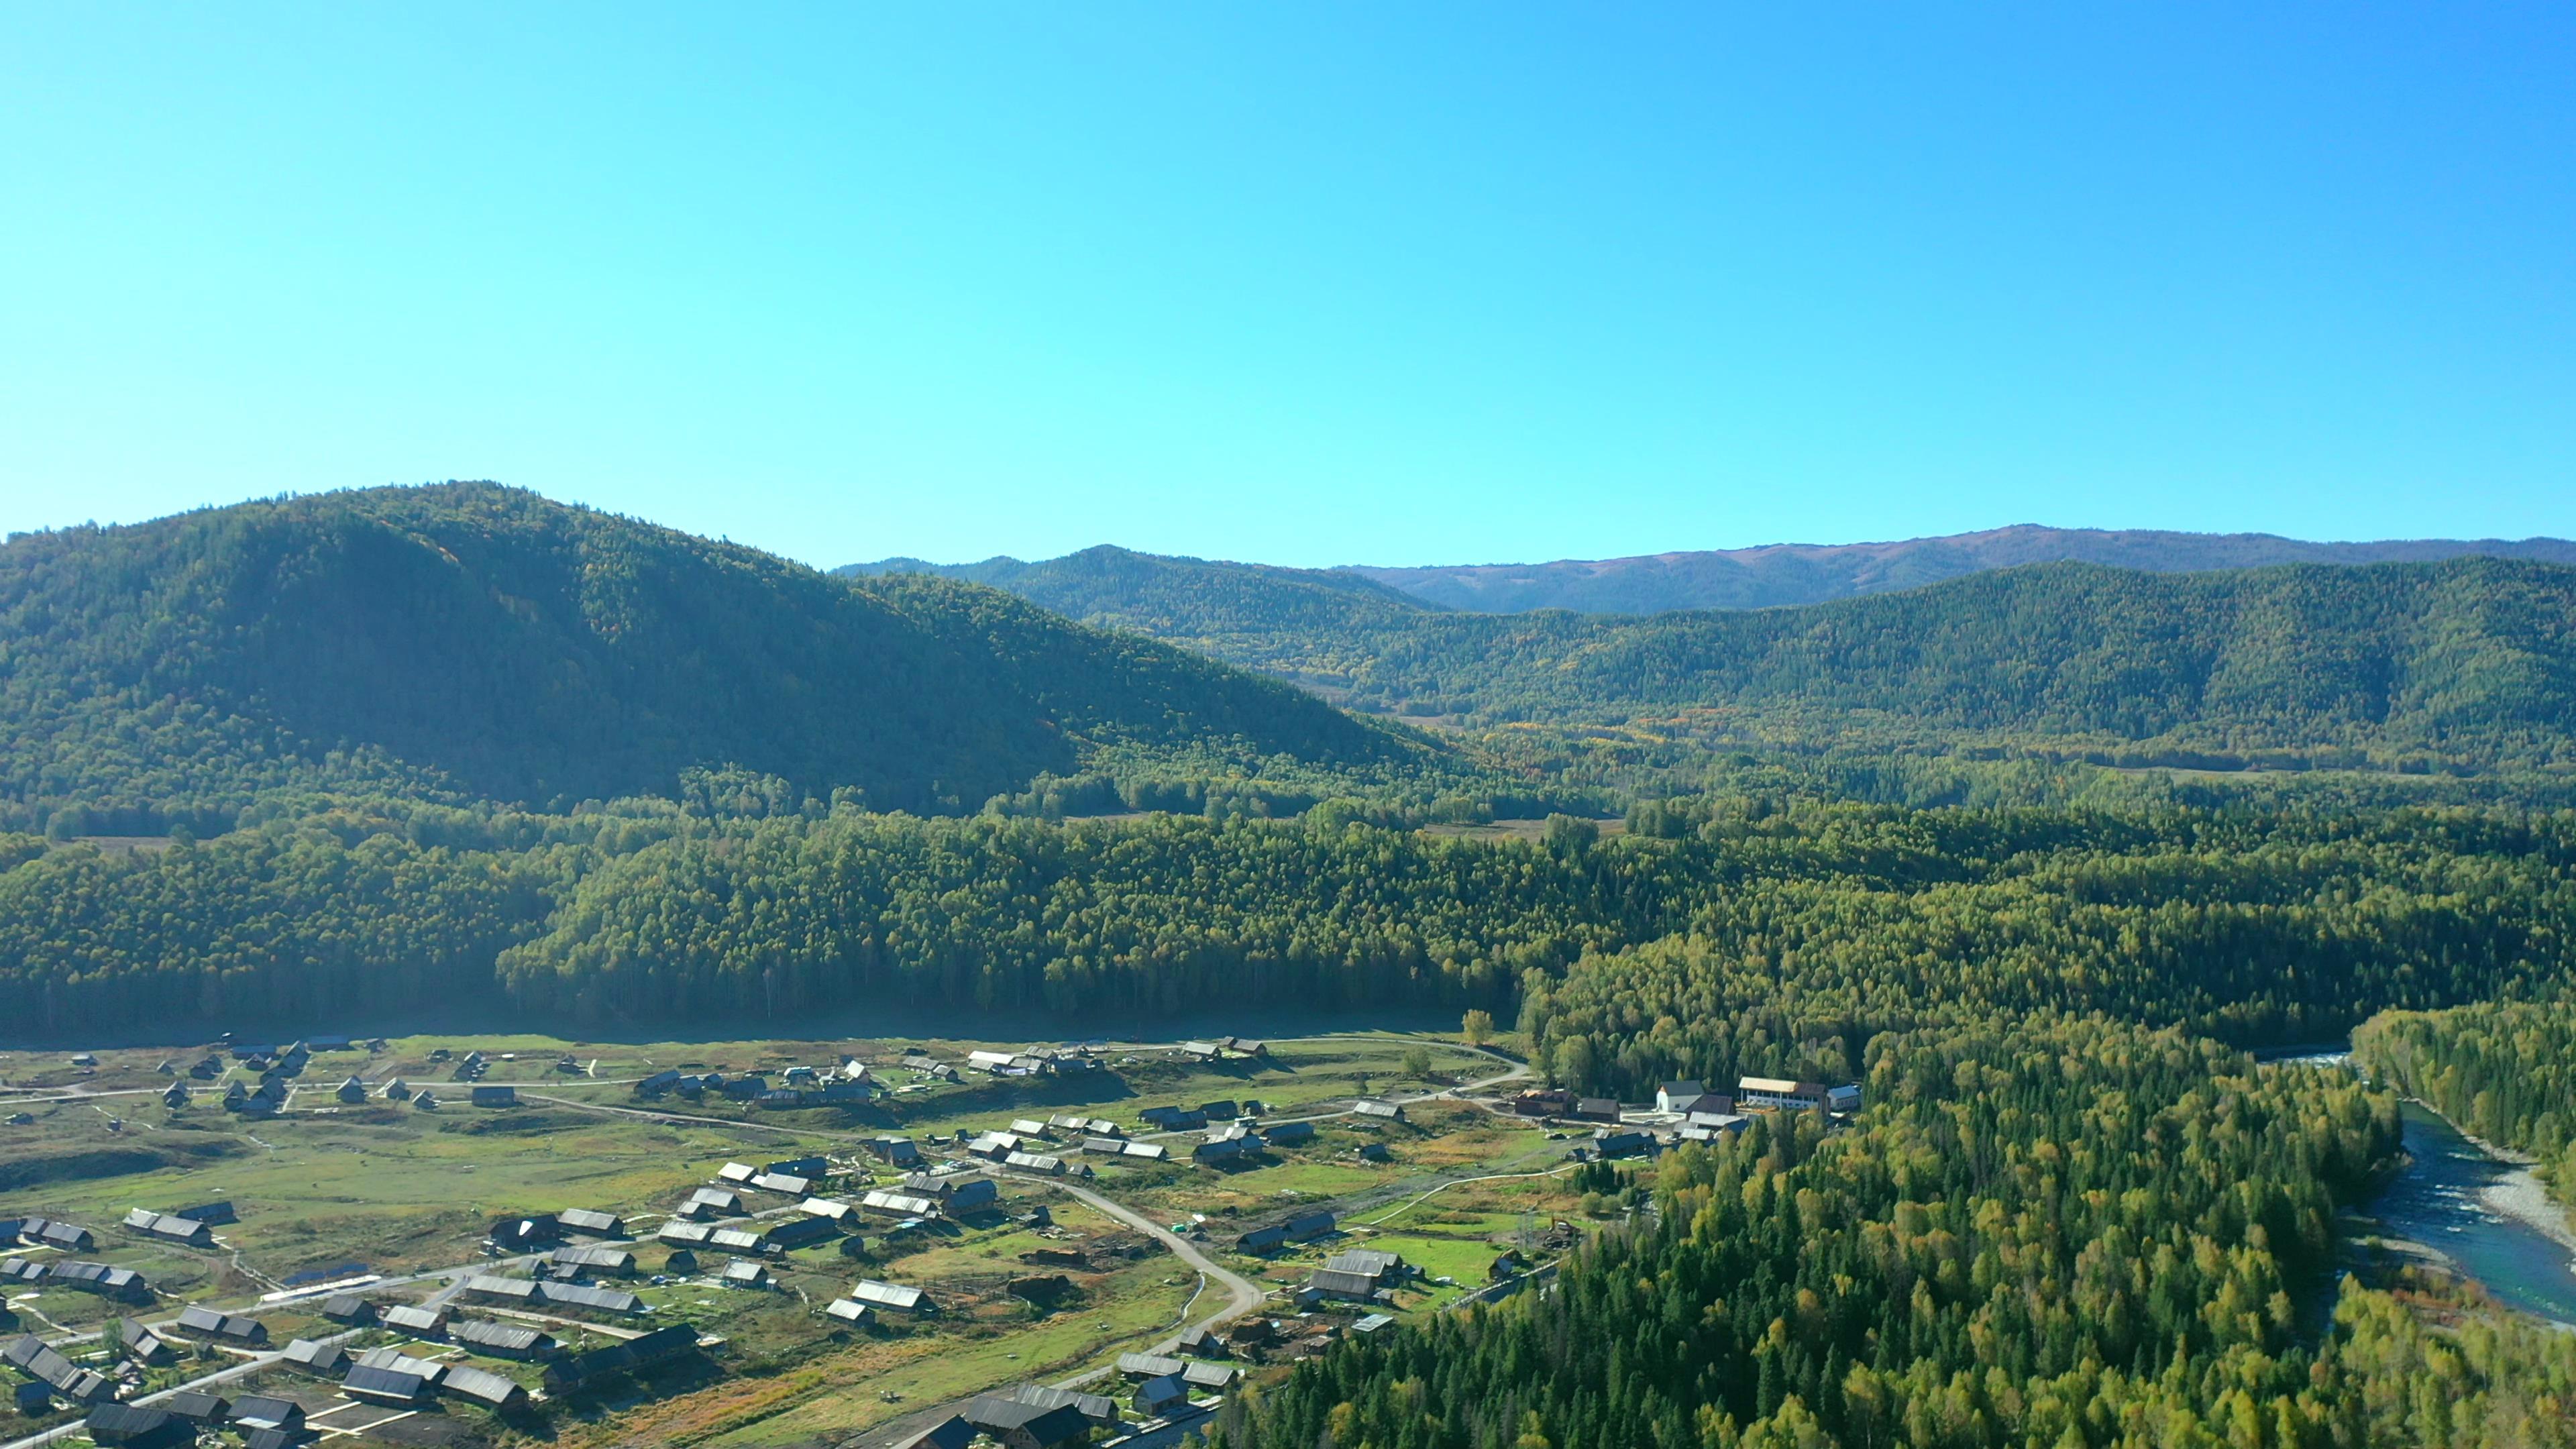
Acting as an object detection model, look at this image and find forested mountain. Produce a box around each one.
[1346,523,2576,612]
[840,544,1439,680]
[854,549,2576,768]
[0,484,1429,828]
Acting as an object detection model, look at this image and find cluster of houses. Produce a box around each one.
[1506,1075,1863,1159]
[327,1344,529,1414]
[1175,1036,1269,1062]
[5,1332,116,1411]
[636,1058,877,1108]
[73,1390,311,1449]
[1,1216,166,1308]
[0,1256,151,1305]
[119,1203,229,1250]
[305,1289,697,1412]
[898,1349,1243,1448]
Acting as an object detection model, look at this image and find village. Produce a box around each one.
[0,1030,1862,1449]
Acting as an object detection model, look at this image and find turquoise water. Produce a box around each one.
[2363,1101,2576,1328]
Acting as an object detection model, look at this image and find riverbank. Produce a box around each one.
[2478,1166,2576,1256]
[2400,1099,2576,1256]
[2350,1102,2576,1328]
[2407,1101,2576,1255]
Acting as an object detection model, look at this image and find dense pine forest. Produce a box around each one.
[1210,1016,2576,1449]
[5,802,2570,1063]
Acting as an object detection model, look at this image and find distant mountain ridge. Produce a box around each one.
[1343,525,2576,612]
[859,527,2576,616]
[847,543,2576,768]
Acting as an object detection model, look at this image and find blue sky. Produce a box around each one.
[4,5,2570,569]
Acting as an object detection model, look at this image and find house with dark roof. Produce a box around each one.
[962,1395,1093,1448]
[896,1416,979,1449]
[849,1279,931,1313]
[1183,1360,1238,1390]
[682,1187,746,1219]
[449,1318,554,1358]
[1116,1352,1184,1380]
[83,1403,195,1449]
[1305,1267,1385,1301]
[320,1293,378,1324]
[994,1381,1121,1428]
[443,1362,529,1410]
[159,1389,229,1424]
[540,1281,645,1316]
[488,1213,562,1250]
[121,1209,215,1248]
[865,1134,922,1167]
[1326,1248,1407,1285]
[759,1217,837,1252]
[343,1361,435,1407]
[113,1318,176,1365]
[706,1226,764,1254]
[470,1085,517,1108]
[463,1275,542,1305]
[229,1395,307,1434]
[1134,1373,1190,1417]
[174,1305,270,1344]
[542,1322,698,1392]
[550,1244,639,1274]
[24,1218,95,1252]
[381,1303,450,1336]
[556,1208,626,1238]
[281,1338,350,1373]
[1591,1128,1654,1159]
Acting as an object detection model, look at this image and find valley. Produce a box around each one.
[6,490,2576,1449]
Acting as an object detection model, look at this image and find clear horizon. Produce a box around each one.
[6,6,2572,570]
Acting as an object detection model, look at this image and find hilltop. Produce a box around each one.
[0,485,1433,828]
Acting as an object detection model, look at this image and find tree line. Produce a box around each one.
[3,801,2570,1061]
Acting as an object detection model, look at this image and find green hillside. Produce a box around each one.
[0,485,1429,826]
[857,547,2576,767]
[841,544,1437,682]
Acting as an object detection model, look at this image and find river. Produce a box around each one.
[2360,1101,2576,1327]
[2264,1049,2576,1327]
